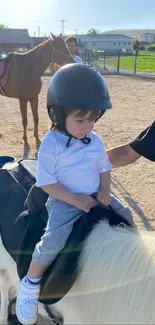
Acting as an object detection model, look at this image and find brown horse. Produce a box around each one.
[0,34,74,144]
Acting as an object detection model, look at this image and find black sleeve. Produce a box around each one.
[130,120,155,162]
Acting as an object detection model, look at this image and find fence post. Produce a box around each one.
[134,50,138,74]
[117,50,120,74]
[87,50,89,64]
[104,52,106,70]
[84,49,86,64]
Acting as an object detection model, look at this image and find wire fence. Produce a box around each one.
[81,50,155,76]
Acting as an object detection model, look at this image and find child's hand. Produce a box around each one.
[74,193,95,213]
[97,190,112,206]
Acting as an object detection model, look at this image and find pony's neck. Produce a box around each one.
[30,39,52,77]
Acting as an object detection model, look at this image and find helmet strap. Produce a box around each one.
[57,124,91,147]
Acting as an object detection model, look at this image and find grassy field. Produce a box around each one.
[107,54,155,73]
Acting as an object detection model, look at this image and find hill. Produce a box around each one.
[103,29,155,38]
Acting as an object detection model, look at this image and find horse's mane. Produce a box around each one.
[13,39,51,57]
[79,222,155,282]
[63,222,155,323]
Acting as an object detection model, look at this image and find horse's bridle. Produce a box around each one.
[50,39,73,65]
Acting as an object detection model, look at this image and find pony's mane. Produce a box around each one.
[79,221,155,280]
[13,38,51,56]
[65,221,155,323]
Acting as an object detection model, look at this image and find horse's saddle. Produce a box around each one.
[0,50,12,94]
[0,159,132,305]
[0,51,12,76]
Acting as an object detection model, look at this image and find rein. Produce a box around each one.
[30,38,72,66]
[50,39,72,65]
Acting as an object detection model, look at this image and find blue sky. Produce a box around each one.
[1,0,155,36]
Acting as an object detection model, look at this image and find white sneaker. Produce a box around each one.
[16,276,40,325]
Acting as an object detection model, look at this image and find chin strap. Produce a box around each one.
[57,125,91,147]
[66,134,91,147]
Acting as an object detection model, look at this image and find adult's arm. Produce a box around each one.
[106,144,141,168]
[106,120,155,168]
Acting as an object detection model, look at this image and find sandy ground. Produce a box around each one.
[0,75,155,323]
[0,75,154,227]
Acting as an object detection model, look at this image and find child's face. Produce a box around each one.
[66,111,97,139]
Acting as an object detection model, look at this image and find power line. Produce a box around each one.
[1,20,59,24]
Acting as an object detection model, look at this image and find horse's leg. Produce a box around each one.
[30,96,40,144]
[19,99,28,144]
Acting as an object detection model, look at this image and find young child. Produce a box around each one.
[16,64,133,325]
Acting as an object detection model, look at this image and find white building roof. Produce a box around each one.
[65,33,133,42]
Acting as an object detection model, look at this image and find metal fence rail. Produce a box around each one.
[81,50,155,76]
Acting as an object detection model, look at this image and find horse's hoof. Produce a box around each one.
[36,139,41,147]
[24,142,30,148]
[23,140,28,146]
[23,143,30,159]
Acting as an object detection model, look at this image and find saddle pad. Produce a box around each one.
[20,159,37,179]
[0,161,36,260]
[0,169,27,261]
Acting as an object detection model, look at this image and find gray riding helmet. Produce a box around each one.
[47,63,112,112]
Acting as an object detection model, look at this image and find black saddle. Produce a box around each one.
[0,159,133,305]
[0,50,12,62]
[0,50,13,81]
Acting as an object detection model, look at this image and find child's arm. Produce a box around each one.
[41,183,94,213]
[96,171,112,206]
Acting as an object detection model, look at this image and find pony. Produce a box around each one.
[47,221,155,324]
[1,219,155,324]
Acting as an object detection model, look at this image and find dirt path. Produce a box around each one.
[0,75,155,229]
[0,75,155,323]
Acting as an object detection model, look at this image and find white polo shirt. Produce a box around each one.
[36,130,112,195]
[74,55,83,63]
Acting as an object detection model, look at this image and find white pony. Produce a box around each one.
[1,220,155,324]
[49,220,155,324]
[0,235,19,324]
[0,235,46,324]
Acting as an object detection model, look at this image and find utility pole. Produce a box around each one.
[59,19,67,36]
[38,26,40,37]
[74,28,79,35]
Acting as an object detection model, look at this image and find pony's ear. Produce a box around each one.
[50,32,56,40]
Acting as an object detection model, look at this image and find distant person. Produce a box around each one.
[66,35,83,63]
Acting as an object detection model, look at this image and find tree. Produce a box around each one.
[87,28,100,35]
[132,38,140,52]
[132,39,140,75]
[0,24,8,29]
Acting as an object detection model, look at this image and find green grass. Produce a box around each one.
[107,55,155,73]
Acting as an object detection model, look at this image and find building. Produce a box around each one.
[30,36,49,48]
[65,34,133,53]
[0,29,31,53]
[139,32,155,45]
